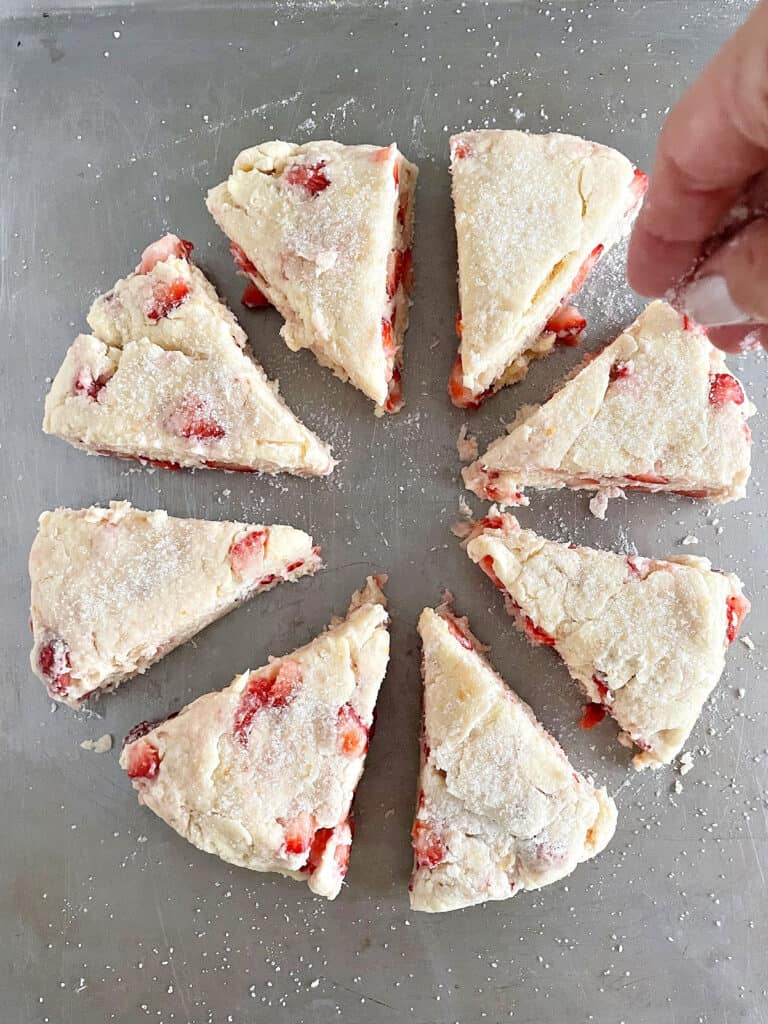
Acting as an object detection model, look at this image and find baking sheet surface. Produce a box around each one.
[2,2,767,1022]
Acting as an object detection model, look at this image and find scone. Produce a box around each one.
[120,578,390,900]
[29,501,321,707]
[464,302,755,506]
[43,234,334,476]
[409,603,617,913]
[448,130,647,407]
[207,141,418,414]
[463,514,749,768]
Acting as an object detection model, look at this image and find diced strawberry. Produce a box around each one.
[136,234,194,274]
[522,616,556,646]
[38,637,71,697]
[281,811,317,856]
[303,819,353,878]
[627,473,669,485]
[546,304,586,345]
[233,660,301,745]
[146,278,190,321]
[242,281,270,308]
[387,248,413,298]
[384,366,403,413]
[479,554,506,591]
[609,361,632,381]
[445,616,473,650]
[381,318,396,362]
[125,738,161,779]
[592,675,610,702]
[478,516,504,531]
[412,819,447,868]
[393,161,400,188]
[284,160,330,195]
[372,145,394,162]
[304,827,333,874]
[229,242,257,276]
[228,527,269,578]
[725,593,749,644]
[448,354,487,409]
[580,703,607,729]
[397,193,409,226]
[682,314,692,331]
[73,366,110,400]
[284,558,305,574]
[452,139,471,159]
[334,838,351,875]
[455,309,464,337]
[709,373,745,407]
[337,704,369,758]
[626,556,651,580]
[169,395,225,440]
[202,459,256,473]
[627,168,649,209]
[566,244,604,299]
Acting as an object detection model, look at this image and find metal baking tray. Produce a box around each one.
[2,2,766,1022]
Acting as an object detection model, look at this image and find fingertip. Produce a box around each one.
[704,324,768,353]
[626,222,701,299]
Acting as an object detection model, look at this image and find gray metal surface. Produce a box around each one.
[2,2,766,1022]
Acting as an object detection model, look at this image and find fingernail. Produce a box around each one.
[678,275,752,327]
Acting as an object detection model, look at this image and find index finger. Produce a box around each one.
[627,0,768,297]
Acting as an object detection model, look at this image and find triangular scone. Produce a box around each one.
[43,234,334,476]
[29,501,322,707]
[463,515,750,769]
[463,302,755,505]
[207,141,418,414]
[410,604,617,913]
[448,130,647,407]
[120,578,390,900]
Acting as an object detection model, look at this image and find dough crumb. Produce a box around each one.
[678,750,694,776]
[458,494,474,520]
[681,535,699,545]
[456,424,479,462]
[673,779,683,794]
[740,634,755,651]
[80,733,113,753]
[589,486,625,520]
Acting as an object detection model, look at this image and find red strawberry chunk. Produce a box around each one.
[580,703,607,730]
[725,593,749,644]
[709,373,745,407]
[381,317,396,362]
[387,248,413,298]
[397,193,409,226]
[169,395,225,440]
[126,738,161,779]
[74,366,110,400]
[337,704,369,758]
[412,819,447,868]
[38,637,72,697]
[281,811,317,856]
[384,366,403,413]
[546,304,586,345]
[228,527,268,577]
[627,472,669,485]
[233,660,301,745]
[626,556,651,580]
[146,278,190,321]
[479,554,506,591]
[452,139,472,159]
[455,309,464,337]
[448,354,486,409]
[284,160,330,195]
[628,168,649,208]
[566,244,604,299]
[523,616,556,646]
[303,819,353,878]
[592,675,610,702]
[304,827,333,874]
[444,615,473,650]
[334,838,351,875]
[609,361,632,381]
[229,242,257,276]
[242,281,270,308]
[137,234,194,274]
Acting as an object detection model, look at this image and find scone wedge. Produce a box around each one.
[463,514,749,768]
[207,141,418,414]
[448,130,647,407]
[120,578,390,900]
[29,501,321,707]
[43,234,333,476]
[410,603,616,913]
[464,302,755,506]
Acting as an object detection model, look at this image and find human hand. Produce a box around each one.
[627,0,768,352]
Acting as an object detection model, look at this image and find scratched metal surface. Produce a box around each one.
[1,2,767,1022]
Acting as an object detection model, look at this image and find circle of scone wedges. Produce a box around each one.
[29,131,754,913]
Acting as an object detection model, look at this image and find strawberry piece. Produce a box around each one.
[448,354,487,409]
[682,314,692,331]
[580,703,607,730]
[397,193,409,226]
[334,838,351,875]
[626,472,669,485]
[592,675,610,703]
[304,827,333,874]
[627,168,649,209]
[125,738,161,779]
[38,637,72,697]
[609,361,632,381]
[455,309,464,337]
[479,554,506,591]
[337,704,369,758]
[725,593,749,644]
[284,558,305,574]
[393,161,400,187]
[136,234,193,274]
[228,527,269,577]
[281,811,317,856]
[233,660,301,745]
[146,278,190,321]
[452,139,472,159]
[709,373,745,407]
[229,242,258,276]
[566,244,604,299]
[284,160,330,195]
[381,318,396,362]
[443,615,473,649]
[522,616,556,646]
[242,281,270,308]
[384,366,403,413]
[546,304,586,345]
[169,395,225,440]
[412,819,447,868]
[626,556,651,580]
[386,248,413,298]
[74,366,110,400]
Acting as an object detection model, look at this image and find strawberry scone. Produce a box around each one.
[43,234,333,476]
[120,578,390,900]
[448,130,647,407]
[463,302,755,506]
[410,603,617,913]
[29,501,321,707]
[206,141,418,414]
[463,515,749,768]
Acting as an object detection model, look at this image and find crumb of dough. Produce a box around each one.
[456,424,479,462]
[458,494,474,520]
[673,779,683,794]
[740,634,755,651]
[678,750,694,776]
[589,486,626,520]
[80,734,113,753]
[681,535,700,546]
